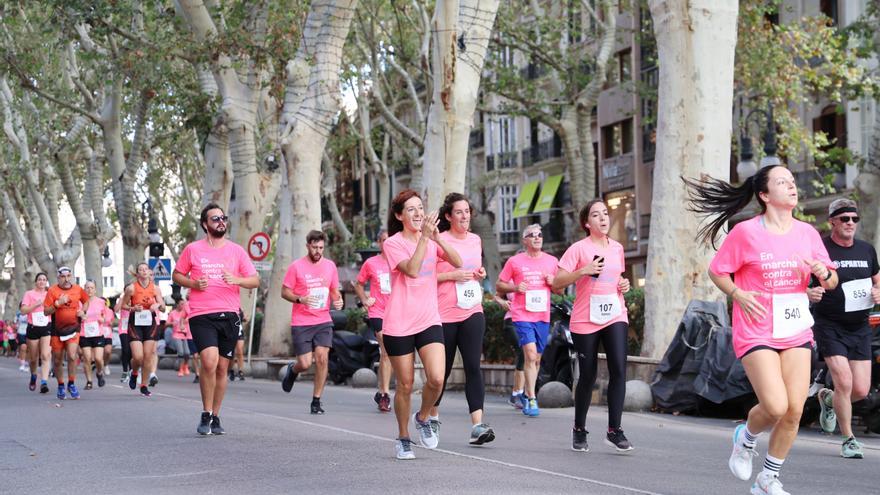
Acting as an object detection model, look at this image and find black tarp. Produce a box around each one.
[651,299,754,414]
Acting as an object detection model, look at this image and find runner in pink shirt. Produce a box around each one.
[168,300,193,377]
[21,273,51,393]
[280,230,343,415]
[554,199,633,452]
[353,230,393,412]
[427,193,494,445]
[173,203,259,435]
[79,281,108,390]
[116,295,132,383]
[101,302,114,377]
[496,224,560,417]
[686,165,838,494]
[381,189,462,459]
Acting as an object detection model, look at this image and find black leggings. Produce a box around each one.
[435,312,486,413]
[120,333,132,372]
[503,318,525,371]
[573,322,628,430]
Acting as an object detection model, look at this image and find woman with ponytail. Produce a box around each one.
[684,165,837,495]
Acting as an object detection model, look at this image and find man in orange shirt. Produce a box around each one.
[43,267,89,400]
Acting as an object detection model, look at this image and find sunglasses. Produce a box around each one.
[523,232,543,239]
[835,215,860,224]
[210,215,229,223]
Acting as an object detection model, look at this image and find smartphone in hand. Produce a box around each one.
[591,255,604,279]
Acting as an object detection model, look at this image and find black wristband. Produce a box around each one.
[823,270,832,281]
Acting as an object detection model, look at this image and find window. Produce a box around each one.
[601,119,634,159]
[618,49,632,83]
[103,276,115,288]
[498,185,521,244]
[604,189,638,251]
[820,0,838,26]
[812,105,847,165]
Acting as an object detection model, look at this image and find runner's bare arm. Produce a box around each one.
[280,286,303,304]
[495,279,517,295]
[397,235,431,278]
[352,281,374,307]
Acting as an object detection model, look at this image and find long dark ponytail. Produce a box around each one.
[682,164,779,248]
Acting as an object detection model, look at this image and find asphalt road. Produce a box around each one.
[2,358,877,494]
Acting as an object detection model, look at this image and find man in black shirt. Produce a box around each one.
[808,199,880,459]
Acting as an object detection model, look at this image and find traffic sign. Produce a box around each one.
[248,232,271,261]
[148,258,173,281]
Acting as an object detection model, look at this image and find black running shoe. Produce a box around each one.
[128,373,138,390]
[281,363,298,393]
[193,375,200,384]
[149,375,158,387]
[237,371,245,381]
[572,429,589,452]
[97,373,105,388]
[197,412,212,435]
[84,381,93,390]
[605,428,633,452]
[210,415,225,435]
[310,400,325,415]
[29,375,36,391]
[228,369,235,382]
[140,386,152,398]
[374,391,382,405]
[39,382,49,394]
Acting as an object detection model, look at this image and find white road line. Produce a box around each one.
[142,387,666,495]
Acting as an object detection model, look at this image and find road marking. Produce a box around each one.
[141,386,665,495]
[115,470,218,480]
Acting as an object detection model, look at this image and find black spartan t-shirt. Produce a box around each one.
[810,237,879,326]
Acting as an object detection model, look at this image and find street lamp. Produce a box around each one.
[101,245,112,268]
[737,102,780,181]
[142,199,164,258]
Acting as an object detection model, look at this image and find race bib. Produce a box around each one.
[772,292,814,339]
[32,311,49,327]
[455,280,482,310]
[590,293,622,325]
[84,321,101,338]
[525,289,548,313]
[378,273,391,294]
[308,287,330,309]
[134,310,153,326]
[842,278,874,313]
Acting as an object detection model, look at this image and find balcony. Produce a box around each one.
[488,151,517,171]
[534,136,563,163]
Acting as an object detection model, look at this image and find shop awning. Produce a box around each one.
[512,180,540,218]
[531,174,564,213]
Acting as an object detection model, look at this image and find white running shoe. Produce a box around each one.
[750,472,790,495]
[412,412,438,449]
[729,424,758,480]
[395,438,416,460]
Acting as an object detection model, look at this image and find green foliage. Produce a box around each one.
[736,1,879,178]
[482,299,516,363]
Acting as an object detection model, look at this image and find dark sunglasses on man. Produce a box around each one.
[835,215,859,224]
[210,215,229,223]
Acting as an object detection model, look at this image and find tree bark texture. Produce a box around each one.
[642,0,738,359]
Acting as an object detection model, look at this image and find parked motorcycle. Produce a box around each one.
[535,299,578,393]
[801,312,880,434]
[327,309,381,385]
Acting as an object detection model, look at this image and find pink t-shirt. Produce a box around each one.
[80,297,106,337]
[382,233,444,337]
[558,237,628,334]
[498,252,559,323]
[118,309,129,335]
[102,307,114,338]
[357,254,392,319]
[168,309,191,339]
[21,289,49,325]
[175,239,257,318]
[709,216,834,358]
[283,257,339,327]
[436,231,484,323]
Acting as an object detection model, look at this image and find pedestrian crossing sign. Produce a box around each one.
[149,258,173,281]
